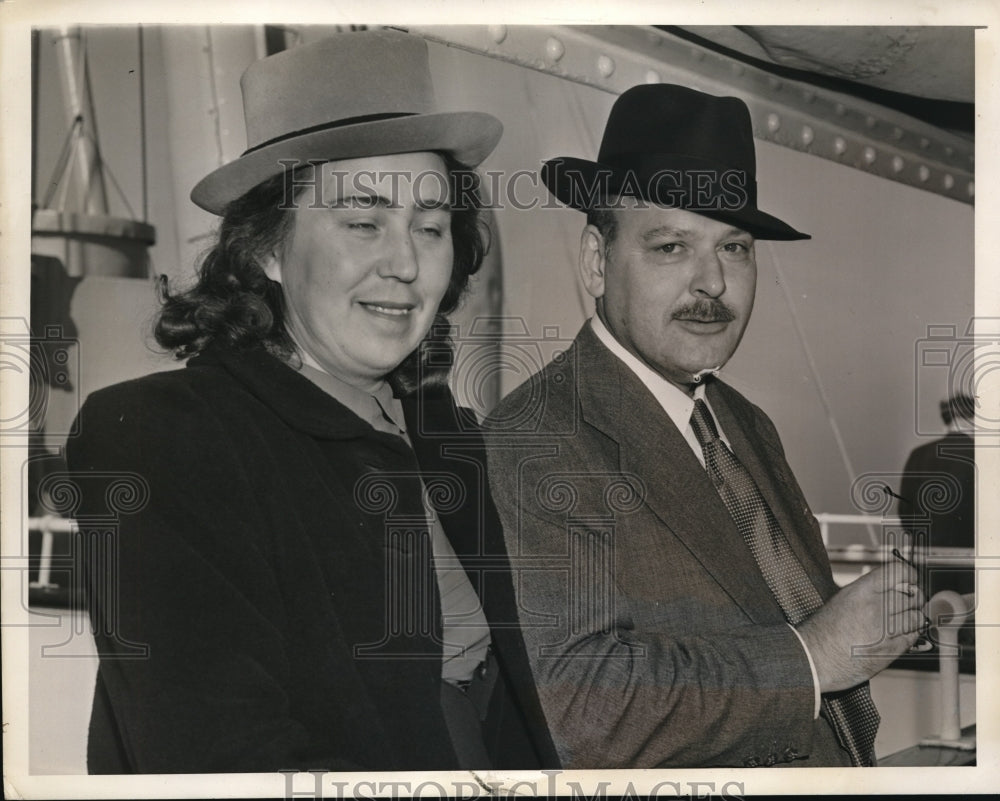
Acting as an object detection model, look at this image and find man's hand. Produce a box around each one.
[796,562,926,692]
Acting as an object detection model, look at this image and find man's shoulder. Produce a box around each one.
[710,378,762,415]
[905,432,974,466]
[704,380,797,466]
[710,379,779,430]
[904,438,939,461]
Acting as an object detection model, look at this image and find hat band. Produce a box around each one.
[242,112,419,157]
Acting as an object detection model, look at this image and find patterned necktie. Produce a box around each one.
[689,399,880,766]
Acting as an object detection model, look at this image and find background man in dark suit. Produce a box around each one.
[485,84,926,768]
[900,393,976,596]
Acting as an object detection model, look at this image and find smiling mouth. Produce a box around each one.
[359,302,415,317]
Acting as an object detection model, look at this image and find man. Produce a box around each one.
[900,393,976,597]
[485,84,925,768]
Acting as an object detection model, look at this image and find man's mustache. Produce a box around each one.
[672,299,736,323]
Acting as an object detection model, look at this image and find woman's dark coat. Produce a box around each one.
[66,344,557,773]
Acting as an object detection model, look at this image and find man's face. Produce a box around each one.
[583,201,757,391]
[264,152,454,390]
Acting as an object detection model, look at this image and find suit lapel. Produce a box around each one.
[575,326,785,623]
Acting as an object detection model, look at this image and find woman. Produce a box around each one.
[66,30,556,773]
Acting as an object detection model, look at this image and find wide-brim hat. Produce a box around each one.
[191,30,502,215]
[541,84,808,241]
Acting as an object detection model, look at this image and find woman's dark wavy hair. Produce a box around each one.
[155,152,489,396]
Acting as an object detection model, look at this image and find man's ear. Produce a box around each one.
[579,225,606,300]
[261,251,282,284]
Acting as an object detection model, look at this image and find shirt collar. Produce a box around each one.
[296,362,407,437]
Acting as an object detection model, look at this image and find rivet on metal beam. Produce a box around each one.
[943,174,954,190]
[488,25,507,44]
[766,113,781,133]
[892,156,905,173]
[918,165,930,182]
[645,70,661,84]
[865,115,877,129]
[597,55,615,77]
[731,63,745,77]
[892,127,904,141]
[834,136,847,155]
[769,76,782,91]
[945,146,954,157]
[801,125,814,146]
[802,88,816,103]
[835,103,846,116]
[545,37,565,62]
[863,146,877,165]
[692,48,705,61]
[920,137,930,149]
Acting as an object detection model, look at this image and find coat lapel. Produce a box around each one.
[574,325,785,623]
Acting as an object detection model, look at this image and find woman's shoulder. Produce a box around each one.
[74,357,253,445]
[83,352,256,412]
[67,358,263,486]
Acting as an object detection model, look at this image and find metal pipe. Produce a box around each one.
[28,515,78,589]
[919,590,975,750]
[52,26,108,214]
[34,529,55,588]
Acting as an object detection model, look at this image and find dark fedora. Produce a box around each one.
[541,84,808,240]
[191,30,502,215]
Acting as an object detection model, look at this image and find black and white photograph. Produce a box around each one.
[2,1,997,797]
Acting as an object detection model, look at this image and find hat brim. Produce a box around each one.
[191,111,502,215]
[542,156,810,241]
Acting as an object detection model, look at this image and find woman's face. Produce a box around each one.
[264,152,454,391]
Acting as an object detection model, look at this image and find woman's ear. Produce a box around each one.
[261,252,282,284]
